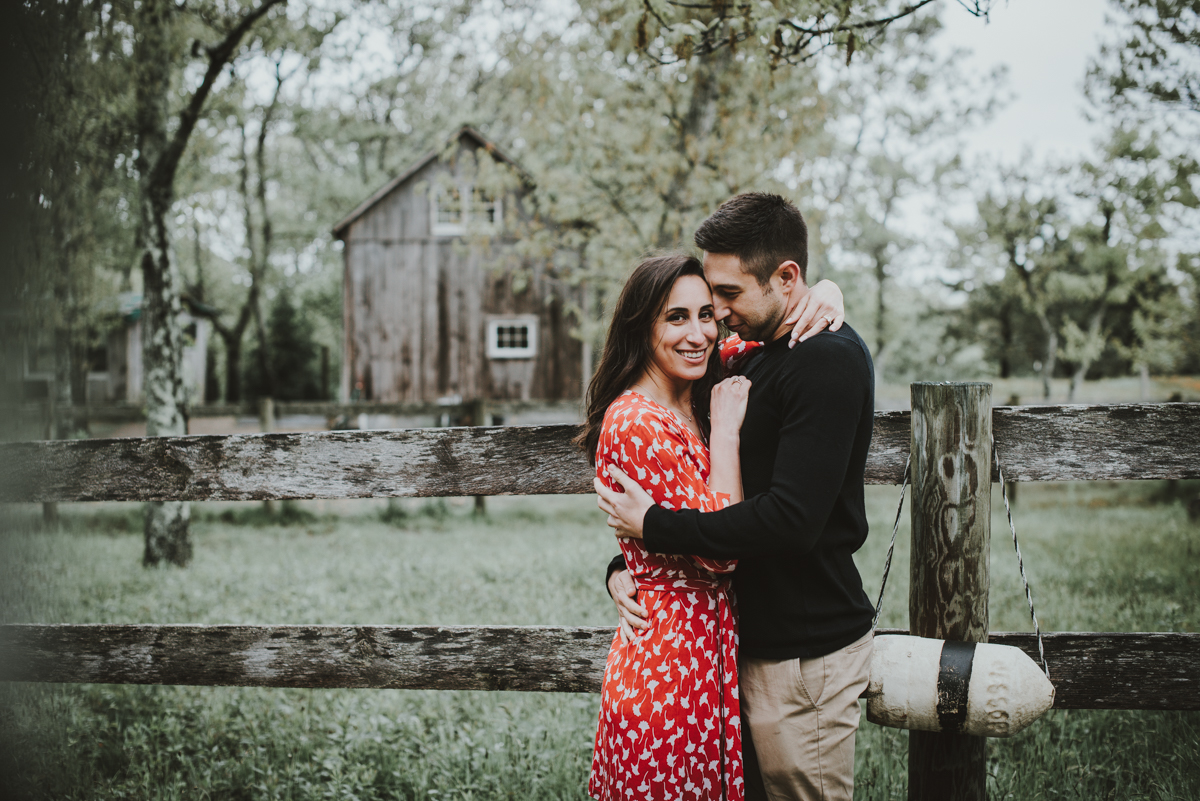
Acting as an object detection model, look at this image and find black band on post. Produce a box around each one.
[936,640,977,733]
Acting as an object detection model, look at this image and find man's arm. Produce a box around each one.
[620,337,870,560]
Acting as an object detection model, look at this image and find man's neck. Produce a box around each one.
[765,282,809,343]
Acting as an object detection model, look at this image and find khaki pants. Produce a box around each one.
[740,631,874,801]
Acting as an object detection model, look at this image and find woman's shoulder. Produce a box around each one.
[599,392,685,451]
[601,391,673,432]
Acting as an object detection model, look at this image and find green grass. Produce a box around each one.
[1,487,1198,800]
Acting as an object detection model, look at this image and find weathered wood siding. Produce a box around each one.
[342,139,582,403]
[2,624,1195,709]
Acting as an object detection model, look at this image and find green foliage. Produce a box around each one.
[951,122,1199,397]
[1089,0,1200,116]
[243,289,323,401]
[605,0,997,68]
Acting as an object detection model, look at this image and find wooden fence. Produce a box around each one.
[1,388,1198,799]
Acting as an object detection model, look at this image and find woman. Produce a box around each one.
[580,254,844,801]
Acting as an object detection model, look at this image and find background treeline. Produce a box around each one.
[3,0,1198,410]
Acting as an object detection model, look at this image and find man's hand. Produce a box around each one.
[607,568,649,643]
[595,465,655,540]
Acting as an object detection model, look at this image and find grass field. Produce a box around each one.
[1,484,1198,800]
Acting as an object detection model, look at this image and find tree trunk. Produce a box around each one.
[873,243,890,375]
[224,331,244,403]
[653,48,726,248]
[135,0,190,566]
[1040,326,1057,401]
[1066,307,1105,404]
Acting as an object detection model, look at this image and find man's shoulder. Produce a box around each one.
[786,323,872,366]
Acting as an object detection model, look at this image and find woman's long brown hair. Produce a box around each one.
[576,253,723,465]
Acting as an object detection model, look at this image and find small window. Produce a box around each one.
[432,184,501,237]
[471,190,501,228]
[433,186,465,236]
[486,316,538,359]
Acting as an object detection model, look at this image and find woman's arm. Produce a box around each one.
[706,376,751,503]
[786,278,846,347]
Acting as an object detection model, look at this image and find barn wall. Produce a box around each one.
[342,142,582,404]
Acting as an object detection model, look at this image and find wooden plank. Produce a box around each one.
[994,632,1200,711]
[0,404,1197,503]
[1,399,585,423]
[0,624,611,693]
[993,403,1200,482]
[1,625,1195,709]
[0,425,593,503]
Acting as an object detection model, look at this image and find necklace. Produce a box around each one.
[632,386,694,423]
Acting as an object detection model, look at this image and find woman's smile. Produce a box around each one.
[649,274,718,383]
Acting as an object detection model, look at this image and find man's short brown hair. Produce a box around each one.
[694,192,808,286]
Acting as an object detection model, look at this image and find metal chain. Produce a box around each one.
[871,447,1053,681]
[993,433,1051,679]
[872,456,910,630]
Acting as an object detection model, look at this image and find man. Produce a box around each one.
[597,192,876,801]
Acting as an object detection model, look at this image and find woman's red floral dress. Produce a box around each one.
[588,387,745,801]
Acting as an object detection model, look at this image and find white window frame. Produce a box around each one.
[431,184,502,237]
[432,185,466,236]
[486,315,538,360]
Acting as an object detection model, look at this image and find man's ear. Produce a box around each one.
[773,260,803,293]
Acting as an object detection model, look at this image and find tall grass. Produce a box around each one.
[0,486,1197,799]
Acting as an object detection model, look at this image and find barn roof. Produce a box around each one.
[332,125,531,239]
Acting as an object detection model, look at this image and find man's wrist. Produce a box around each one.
[605,554,627,596]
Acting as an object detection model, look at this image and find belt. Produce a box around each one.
[635,574,732,594]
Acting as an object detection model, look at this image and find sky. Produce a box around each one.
[938,0,1112,165]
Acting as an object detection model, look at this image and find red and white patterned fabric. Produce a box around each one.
[718,334,762,375]
[588,387,746,801]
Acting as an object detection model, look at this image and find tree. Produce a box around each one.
[244,289,322,401]
[5,0,138,428]
[1089,0,1200,116]
[470,0,837,340]
[614,0,997,67]
[807,11,1000,377]
[968,127,1196,399]
[133,0,284,566]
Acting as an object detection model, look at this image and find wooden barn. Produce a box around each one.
[333,127,584,406]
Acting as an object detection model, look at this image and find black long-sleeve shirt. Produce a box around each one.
[629,324,876,660]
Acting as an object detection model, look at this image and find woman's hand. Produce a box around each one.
[785,278,845,348]
[709,375,751,438]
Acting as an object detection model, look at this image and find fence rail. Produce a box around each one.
[0,624,1195,710]
[2,404,1198,504]
[6,399,584,424]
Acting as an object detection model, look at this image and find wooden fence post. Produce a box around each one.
[908,382,992,800]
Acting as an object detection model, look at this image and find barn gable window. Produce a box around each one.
[486,316,537,359]
[433,186,465,235]
[432,185,501,237]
